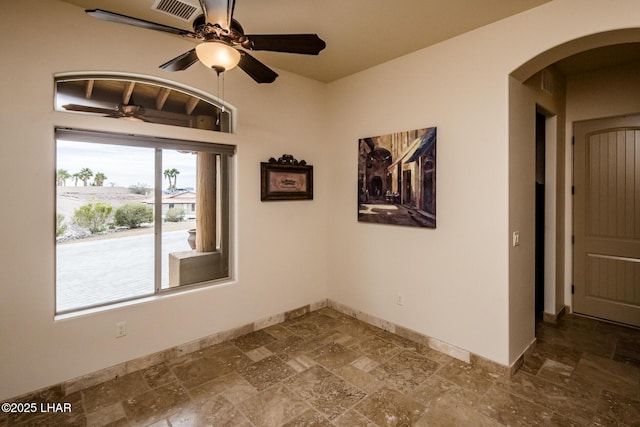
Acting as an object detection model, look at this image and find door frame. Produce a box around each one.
[572,113,640,326]
[537,107,559,319]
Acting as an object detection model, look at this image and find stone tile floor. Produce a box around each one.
[3,308,639,426]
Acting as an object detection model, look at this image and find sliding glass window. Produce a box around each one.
[55,128,234,314]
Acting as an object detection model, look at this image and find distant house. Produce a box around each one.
[147,190,196,219]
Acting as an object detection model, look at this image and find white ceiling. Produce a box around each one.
[60,0,552,82]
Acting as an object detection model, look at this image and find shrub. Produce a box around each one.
[165,207,185,222]
[129,183,151,195]
[56,213,67,236]
[73,202,112,233]
[114,203,153,229]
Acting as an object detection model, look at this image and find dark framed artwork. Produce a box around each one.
[358,127,436,228]
[261,154,313,201]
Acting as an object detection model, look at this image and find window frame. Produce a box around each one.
[54,127,235,315]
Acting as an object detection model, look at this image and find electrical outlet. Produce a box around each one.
[116,321,127,338]
[396,294,405,306]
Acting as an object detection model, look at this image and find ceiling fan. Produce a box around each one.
[62,103,149,122]
[85,0,326,84]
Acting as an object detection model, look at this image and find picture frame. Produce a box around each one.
[261,154,313,201]
[358,127,436,228]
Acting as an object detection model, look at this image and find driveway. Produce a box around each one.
[56,230,191,312]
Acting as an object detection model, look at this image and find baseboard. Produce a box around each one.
[543,305,567,324]
[509,337,537,376]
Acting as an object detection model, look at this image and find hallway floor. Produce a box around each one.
[4,308,639,426]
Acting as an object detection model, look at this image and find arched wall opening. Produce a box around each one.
[511,28,640,83]
[508,28,640,362]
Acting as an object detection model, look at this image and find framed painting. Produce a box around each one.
[358,127,436,228]
[261,154,313,201]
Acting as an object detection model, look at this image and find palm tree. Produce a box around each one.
[77,168,93,187]
[72,172,81,187]
[93,172,107,187]
[163,168,180,190]
[56,169,70,186]
[163,168,172,189]
[171,168,180,189]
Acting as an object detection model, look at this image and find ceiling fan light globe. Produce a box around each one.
[196,41,241,72]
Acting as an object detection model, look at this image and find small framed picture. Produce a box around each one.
[261,155,313,201]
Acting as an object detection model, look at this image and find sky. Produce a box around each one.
[57,139,197,189]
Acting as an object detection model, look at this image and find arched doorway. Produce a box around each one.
[510,29,640,327]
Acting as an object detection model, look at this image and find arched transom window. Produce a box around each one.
[55,74,232,133]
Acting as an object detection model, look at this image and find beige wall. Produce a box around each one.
[508,67,566,362]
[0,0,328,399]
[326,38,512,364]
[325,0,640,367]
[1,0,639,400]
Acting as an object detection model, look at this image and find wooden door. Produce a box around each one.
[574,114,640,327]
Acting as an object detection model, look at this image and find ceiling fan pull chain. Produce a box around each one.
[221,72,226,113]
[215,72,221,126]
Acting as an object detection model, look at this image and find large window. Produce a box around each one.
[55,129,234,314]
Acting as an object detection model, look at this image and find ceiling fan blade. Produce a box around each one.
[160,49,199,71]
[238,51,278,83]
[86,9,195,37]
[198,0,235,30]
[246,34,326,55]
[62,104,119,116]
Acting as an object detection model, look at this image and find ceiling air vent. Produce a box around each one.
[152,0,199,21]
